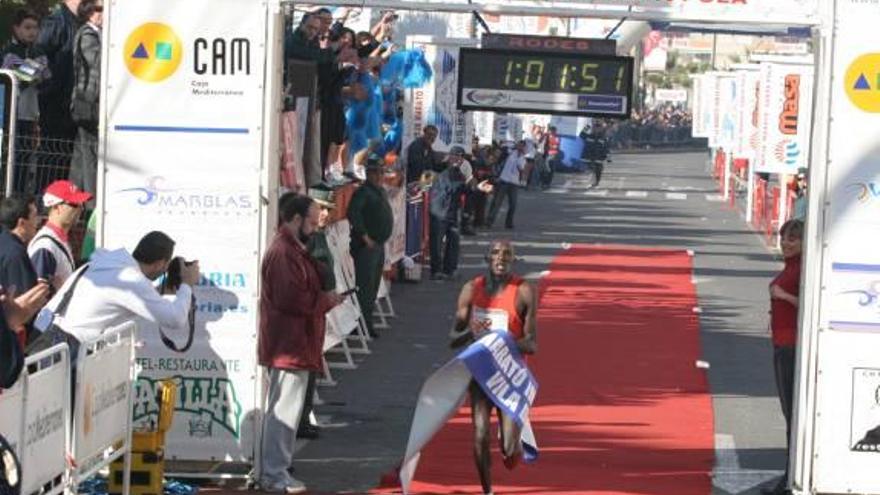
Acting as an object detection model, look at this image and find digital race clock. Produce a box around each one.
[457,48,634,118]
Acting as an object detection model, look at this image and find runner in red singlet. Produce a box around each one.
[449,240,538,495]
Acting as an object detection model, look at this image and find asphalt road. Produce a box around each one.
[282,151,787,494]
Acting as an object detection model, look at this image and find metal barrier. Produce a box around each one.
[0,344,72,495]
[71,322,136,494]
[2,133,77,197]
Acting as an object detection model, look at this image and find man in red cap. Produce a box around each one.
[28,180,92,290]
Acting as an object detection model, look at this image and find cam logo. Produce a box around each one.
[848,182,880,204]
[124,23,183,82]
[846,53,880,113]
[133,375,242,438]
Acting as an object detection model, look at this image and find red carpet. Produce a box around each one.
[380,244,714,494]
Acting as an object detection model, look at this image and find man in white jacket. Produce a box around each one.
[34,231,199,347]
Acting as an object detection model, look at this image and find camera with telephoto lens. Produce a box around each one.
[164,256,196,293]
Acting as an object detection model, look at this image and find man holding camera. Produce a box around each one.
[31,231,199,354]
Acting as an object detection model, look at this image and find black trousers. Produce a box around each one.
[487,182,518,228]
[773,345,796,486]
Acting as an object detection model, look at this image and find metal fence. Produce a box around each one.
[1,130,76,197]
[1,129,88,260]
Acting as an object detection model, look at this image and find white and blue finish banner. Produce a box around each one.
[400,331,539,495]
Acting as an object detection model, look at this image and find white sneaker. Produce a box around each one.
[263,478,307,494]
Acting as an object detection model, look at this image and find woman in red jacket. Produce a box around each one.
[764,219,803,495]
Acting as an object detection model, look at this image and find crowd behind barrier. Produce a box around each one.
[0,323,135,495]
[603,107,706,151]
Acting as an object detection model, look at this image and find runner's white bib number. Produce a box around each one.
[470,307,510,333]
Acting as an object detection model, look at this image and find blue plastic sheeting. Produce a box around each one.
[347,49,434,158]
[380,50,433,89]
[556,134,585,170]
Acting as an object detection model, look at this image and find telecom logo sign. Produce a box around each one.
[124,23,183,82]
[846,53,880,113]
[774,140,801,167]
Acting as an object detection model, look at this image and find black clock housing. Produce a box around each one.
[457,48,635,118]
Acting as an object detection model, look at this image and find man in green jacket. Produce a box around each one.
[347,156,392,338]
[295,183,337,440]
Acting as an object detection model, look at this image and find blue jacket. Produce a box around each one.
[430,167,466,221]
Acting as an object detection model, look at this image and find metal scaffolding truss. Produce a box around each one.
[280,0,820,26]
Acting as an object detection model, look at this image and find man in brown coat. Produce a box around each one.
[257,193,342,493]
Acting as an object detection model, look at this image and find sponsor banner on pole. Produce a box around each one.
[473,111,495,144]
[734,70,761,161]
[691,75,706,138]
[102,0,266,461]
[715,75,738,150]
[701,73,719,145]
[654,88,688,104]
[754,63,813,175]
[404,36,476,153]
[810,2,880,493]
[385,185,406,268]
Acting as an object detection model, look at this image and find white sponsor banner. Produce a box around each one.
[0,378,24,461]
[715,75,738,150]
[102,0,266,461]
[473,111,495,144]
[810,2,880,493]
[134,336,257,460]
[734,70,760,161]
[493,113,522,143]
[75,335,132,462]
[404,36,476,153]
[654,88,688,104]
[21,354,67,494]
[755,63,814,175]
[385,185,406,268]
[691,76,706,138]
[700,73,718,144]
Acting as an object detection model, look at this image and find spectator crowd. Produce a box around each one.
[600,105,699,150]
[2,0,103,200]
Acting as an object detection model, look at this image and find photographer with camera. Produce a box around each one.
[29,231,199,358]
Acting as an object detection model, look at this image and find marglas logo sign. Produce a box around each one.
[115,176,255,216]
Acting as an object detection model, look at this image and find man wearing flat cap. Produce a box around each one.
[346,155,392,338]
[292,183,338,440]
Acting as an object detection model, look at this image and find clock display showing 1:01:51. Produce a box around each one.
[500,58,629,94]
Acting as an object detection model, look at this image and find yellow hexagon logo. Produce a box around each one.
[124,23,183,83]
[846,53,880,113]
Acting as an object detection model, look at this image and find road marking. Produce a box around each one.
[706,194,724,202]
[585,189,609,197]
[626,190,648,198]
[666,192,688,200]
